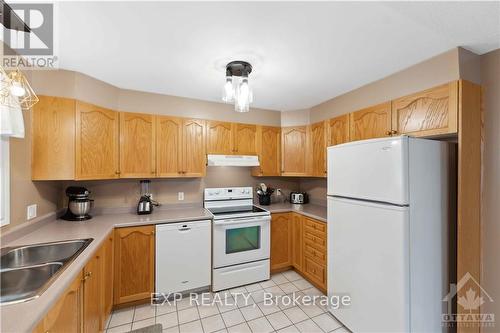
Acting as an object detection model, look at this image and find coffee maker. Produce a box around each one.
[61,186,94,221]
[137,180,159,215]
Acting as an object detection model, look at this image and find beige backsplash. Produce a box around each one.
[298,178,328,206]
[61,167,303,210]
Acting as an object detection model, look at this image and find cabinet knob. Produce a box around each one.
[151,231,155,235]
[115,171,120,175]
[82,271,92,282]
[385,131,392,136]
[391,130,398,135]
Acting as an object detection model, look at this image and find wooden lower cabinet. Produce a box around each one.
[291,213,304,272]
[270,213,293,271]
[101,232,114,329]
[271,212,327,292]
[34,273,83,333]
[114,225,155,305]
[83,249,102,333]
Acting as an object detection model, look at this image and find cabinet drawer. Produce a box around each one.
[304,219,326,233]
[304,232,326,249]
[304,257,326,285]
[304,225,326,239]
[304,243,326,264]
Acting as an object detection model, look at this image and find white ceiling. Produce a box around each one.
[56,1,500,111]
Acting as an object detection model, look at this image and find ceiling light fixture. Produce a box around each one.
[222,61,253,112]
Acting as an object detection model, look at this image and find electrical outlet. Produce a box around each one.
[27,204,37,220]
[178,192,184,201]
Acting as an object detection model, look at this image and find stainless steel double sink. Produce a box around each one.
[0,238,93,305]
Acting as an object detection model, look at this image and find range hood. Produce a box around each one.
[207,154,260,167]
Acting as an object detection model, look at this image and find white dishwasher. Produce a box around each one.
[155,220,211,295]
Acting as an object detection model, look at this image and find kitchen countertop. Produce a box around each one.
[257,202,327,222]
[0,205,212,333]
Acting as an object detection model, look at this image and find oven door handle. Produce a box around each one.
[213,216,271,225]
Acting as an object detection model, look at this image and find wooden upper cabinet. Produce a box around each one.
[349,102,392,141]
[75,101,119,180]
[391,81,458,137]
[233,123,258,155]
[156,116,183,177]
[271,213,292,272]
[206,121,233,154]
[328,114,350,146]
[281,126,309,176]
[114,226,155,305]
[182,119,206,177]
[311,121,328,177]
[253,126,281,176]
[34,272,82,333]
[32,96,75,180]
[119,112,156,178]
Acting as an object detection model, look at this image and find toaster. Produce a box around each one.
[290,192,309,204]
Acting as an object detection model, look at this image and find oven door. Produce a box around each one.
[213,215,271,268]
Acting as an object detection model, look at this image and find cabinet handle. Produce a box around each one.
[115,171,120,175]
[82,271,92,282]
[385,131,392,136]
[391,130,398,135]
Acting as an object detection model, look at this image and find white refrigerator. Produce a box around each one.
[327,136,450,333]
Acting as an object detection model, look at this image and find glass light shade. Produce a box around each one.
[10,81,26,97]
[235,78,251,112]
[222,76,234,103]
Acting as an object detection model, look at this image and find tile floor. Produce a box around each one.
[105,271,350,333]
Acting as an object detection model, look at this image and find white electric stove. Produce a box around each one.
[204,187,271,291]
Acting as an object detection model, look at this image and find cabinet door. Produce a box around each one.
[281,126,308,176]
[102,233,114,328]
[291,214,304,273]
[233,123,258,155]
[75,101,119,180]
[206,121,233,154]
[311,121,327,177]
[391,81,458,137]
[119,112,156,178]
[156,116,183,177]
[271,213,292,272]
[83,250,102,333]
[35,273,83,333]
[253,126,281,176]
[328,114,350,146]
[114,226,155,305]
[182,119,206,177]
[32,96,75,180]
[349,102,392,141]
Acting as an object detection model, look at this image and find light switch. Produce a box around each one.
[27,204,37,220]
[178,192,184,201]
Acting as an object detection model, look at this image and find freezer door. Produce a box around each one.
[327,197,410,332]
[327,136,409,205]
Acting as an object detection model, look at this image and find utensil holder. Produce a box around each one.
[258,194,271,205]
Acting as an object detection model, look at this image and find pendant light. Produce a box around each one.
[222,61,253,113]
[7,68,39,110]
